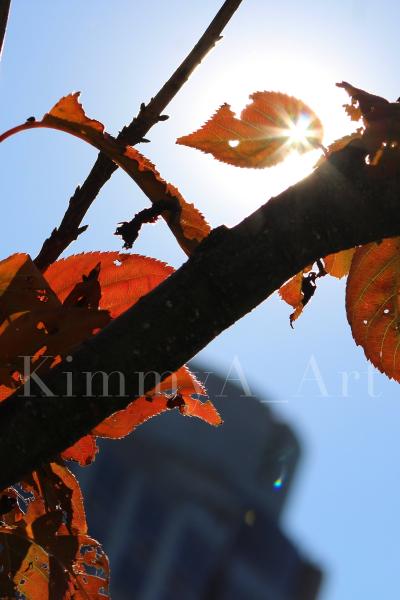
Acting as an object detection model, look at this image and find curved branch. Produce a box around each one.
[1,144,400,490]
[34,0,243,271]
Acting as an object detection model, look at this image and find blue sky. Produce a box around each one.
[2,1,400,598]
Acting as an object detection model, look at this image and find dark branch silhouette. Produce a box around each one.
[1,141,400,490]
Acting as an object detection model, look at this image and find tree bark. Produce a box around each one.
[1,143,399,490]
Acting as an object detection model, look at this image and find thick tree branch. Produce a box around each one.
[0,0,11,59]
[1,143,400,490]
[33,0,243,271]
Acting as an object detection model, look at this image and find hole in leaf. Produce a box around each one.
[228,140,240,148]
[35,289,49,302]
[80,545,95,555]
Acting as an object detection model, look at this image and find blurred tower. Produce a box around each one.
[76,364,322,599]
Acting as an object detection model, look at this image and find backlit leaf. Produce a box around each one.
[280,248,356,326]
[177,91,323,168]
[337,81,400,157]
[93,366,221,439]
[44,252,220,463]
[278,265,320,326]
[346,238,400,381]
[0,463,109,599]
[45,251,174,318]
[1,250,218,466]
[324,248,356,278]
[343,103,363,122]
[0,254,109,395]
[177,394,222,423]
[61,435,99,467]
[0,253,59,320]
[0,93,210,254]
[279,271,304,309]
[336,81,394,125]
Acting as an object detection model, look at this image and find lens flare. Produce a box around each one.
[284,114,318,149]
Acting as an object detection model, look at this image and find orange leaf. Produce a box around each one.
[1,251,218,464]
[0,93,210,254]
[346,238,400,381]
[0,463,109,598]
[20,463,87,536]
[0,254,109,394]
[45,253,220,457]
[177,91,323,168]
[279,271,304,308]
[156,365,207,395]
[93,365,221,439]
[177,393,222,424]
[337,82,400,157]
[324,248,356,278]
[336,81,394,126]
[45,251,174,318]
[279,271,307,325]
[0,528,109,599]
[278,266,318,326]
[0,253,59,320]
[61,435,99,466]
[344,103,363,122]
[93,395,173,438]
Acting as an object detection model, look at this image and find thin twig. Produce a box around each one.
[0,0,11,60]
[34,0,243,271]
[115,199,176,250]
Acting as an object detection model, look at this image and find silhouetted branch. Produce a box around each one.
[34,0,243,271]
[0,0,11,59]
[115,199,176,249]
[2,142,400,489]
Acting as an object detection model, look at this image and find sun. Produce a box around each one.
[177,53,356,224]
[285,114,318,148]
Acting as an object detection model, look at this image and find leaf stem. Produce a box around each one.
[33,0,243,271]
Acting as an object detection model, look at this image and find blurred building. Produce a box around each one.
[76,364,322,599]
